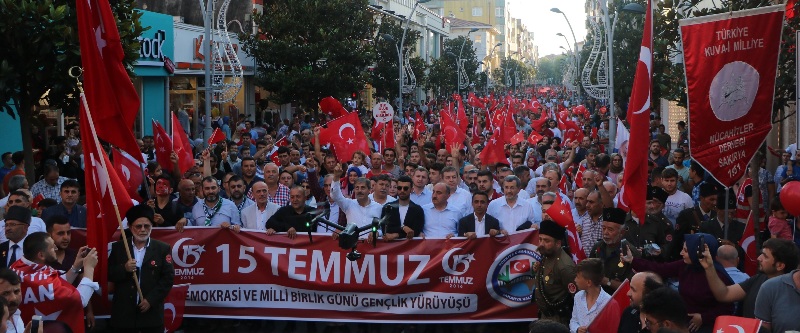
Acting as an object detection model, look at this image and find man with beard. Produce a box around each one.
[381,176,425,240]
[0,268,22,333]
[108,204,174,332]
[227,176,254,225]
[487,176,538,233]
[458,192,500,239]
[265,187,316,239]
[533,220,577,326]
[701,238,799,319]
[331,164,383,237]
[187,177,241,232]
[624,186,674,262]
[475,170,502,201]
[241,182,280,231]
[240,157,264,198]
[589,208,639,293]
[617,272,664,333]
[173,179,199,229]
[41,180,86,228]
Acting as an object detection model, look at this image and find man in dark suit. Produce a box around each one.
[382,176,425,239]
[700,189,745,244]
[108,204,174,333]
[0,206,30,268]
[458,191,501,238]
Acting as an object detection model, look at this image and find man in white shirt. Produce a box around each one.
[410,167,432,206]
[331,164,383,234]
[441,167,472,218]
[241,181,280,231]
[661,168,694,226]
[368,174,396,205]
[488,176,539,234]
[421,183,460,238]
[0,268,22,333]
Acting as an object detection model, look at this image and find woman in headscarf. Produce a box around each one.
[339,166,361,199]
[621,233,734,333]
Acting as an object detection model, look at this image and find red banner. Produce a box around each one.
[681,6,784,187]
[74,228,541,322]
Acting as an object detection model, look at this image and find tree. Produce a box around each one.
[371,19,426,108]
[240,0,377,110]
[535,55,569,87]
[426,36,479,96]
[0,0,142,182]
[490,58,535,92]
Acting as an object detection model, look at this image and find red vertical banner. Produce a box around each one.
[681,6,784,187]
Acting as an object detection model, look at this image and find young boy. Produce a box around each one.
[569,258,611,333]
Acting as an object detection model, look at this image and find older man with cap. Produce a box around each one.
[0,206,30,268]
[589,208,640,293]
[624,186,674,262]
[533,220,577,326]
[670,183,717,261]
[108,204,174,332]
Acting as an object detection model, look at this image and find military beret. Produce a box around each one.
[4,206,30,225]
[125,204,155,226]
[647,185,669,203]
[602,207,627,225]
[699,182,718,198]
[539,220,566,241]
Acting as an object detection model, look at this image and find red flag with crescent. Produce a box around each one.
[712,316,762,333]
[111,148,143,202]
[441,111,466,152]
[587,279,630,333]
[739,212,758,276]
[467,92,486,108]
[319,96,348,119]
[414,113,426,141]
[479,129,507,166]
[621,0,652,222]
[164,284,190,333]
[318,112,371,162]
[545,194,586,263]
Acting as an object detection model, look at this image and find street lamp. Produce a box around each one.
[485,42,502,95]
[551,7,580,102]
[396,0,431,112]
[602,0,646,149]
[456,28,479,96]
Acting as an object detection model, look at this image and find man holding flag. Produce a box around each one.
[533,220,578,326]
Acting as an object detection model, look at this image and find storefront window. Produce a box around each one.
[169,76,246,137]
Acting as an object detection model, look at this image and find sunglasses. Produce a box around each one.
[396,186,410,191]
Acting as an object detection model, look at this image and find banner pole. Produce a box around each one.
[724,187,730,241]
[78,85,146,302]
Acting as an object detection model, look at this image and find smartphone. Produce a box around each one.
[31,315,42,333]
[620,239,630,256]
[81,248,91,257]
[697,236,706,258]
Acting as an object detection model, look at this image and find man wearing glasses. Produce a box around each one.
[381,176,425,240]
[109,204,174,332]
[0,206,30,268]
[0,191,47,243]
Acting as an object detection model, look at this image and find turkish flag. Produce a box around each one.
[76,0,142,162]
[414,113,426,141]
[621,0,653,222]
[479,129,507,166]
[713,316,761,333]
[455,97,468,133]
[319,96,348,119]
[587,279,631,333]
[152,120,174,172]
[531,115,548,133]
[471,114,482,145]
[527,131,543,145]
[31,194,45,209]
[275,136,289,147]
[509,131,526,145]
[11,259,86,333]
[545,194,586,263]
[467,92,486,109]
[111,148,144,202]
[787,0,796,19]
[739,211,758,276]
[509,259,530,274]
[681,5,783,187]
[575,164,587,189]
[79,96,134,312]
[382,120,395,150]
[172,113,195,175]
[208,127,226,145]
[500,109,517,143]
[371,121,384,142]
[440,112,466,152]
[164,284,190,333]
[318,112,370,162]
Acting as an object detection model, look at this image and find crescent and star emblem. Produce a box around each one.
[338,124,356,144]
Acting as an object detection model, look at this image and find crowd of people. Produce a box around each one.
[0,91,798,333]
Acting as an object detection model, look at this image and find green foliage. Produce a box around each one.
[535,55,569,86]
[425,36,480,96]
[0,0,142,118]
[371,19,426,104]
[490,58,534,91]
[240,0,377,109]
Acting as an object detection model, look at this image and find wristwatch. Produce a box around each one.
[71,266,82,274]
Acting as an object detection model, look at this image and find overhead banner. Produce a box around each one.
[74,228,541,322]
[680,5,784,187]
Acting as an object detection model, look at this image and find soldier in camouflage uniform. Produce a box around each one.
[533,220,577,326]
[624,186,674,262]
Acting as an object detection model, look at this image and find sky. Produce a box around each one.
[508,0,589,57]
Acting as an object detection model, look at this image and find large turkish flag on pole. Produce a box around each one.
[680,5,784,188]
[621,0,653,222]
[76,0,143,162]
